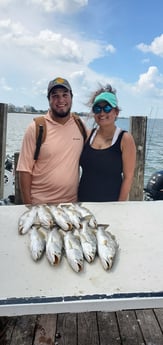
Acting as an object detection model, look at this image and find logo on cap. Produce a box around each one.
[54,77,65,84]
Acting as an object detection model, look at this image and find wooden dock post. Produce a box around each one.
[0,103,8,199]
[129,116,147,201]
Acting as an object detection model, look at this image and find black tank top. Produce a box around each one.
[78,129,126,202]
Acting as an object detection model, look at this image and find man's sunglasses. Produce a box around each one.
[93,104,113,114]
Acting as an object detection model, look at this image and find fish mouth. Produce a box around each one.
[106,258,113,270]
[77,264,83,272]
[19,226,23,235]
[87,255,94,263]
[53,255,59,265]
[68,223,73,231]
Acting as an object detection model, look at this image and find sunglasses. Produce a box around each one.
[93,104,113,114]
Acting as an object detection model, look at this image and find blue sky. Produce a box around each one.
[0,0,163,118]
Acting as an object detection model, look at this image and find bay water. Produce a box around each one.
[6,113,163,187]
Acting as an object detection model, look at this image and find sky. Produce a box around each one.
[0,0,163,118]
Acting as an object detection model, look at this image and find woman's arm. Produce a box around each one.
[118,132,136,201]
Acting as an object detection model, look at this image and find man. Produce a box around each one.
[17,77,86,204]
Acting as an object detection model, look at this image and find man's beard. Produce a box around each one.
[51,107,71,118]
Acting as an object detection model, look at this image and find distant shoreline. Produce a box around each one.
[8,111,47,115]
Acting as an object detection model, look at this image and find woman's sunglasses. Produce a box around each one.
[93,104,113,114]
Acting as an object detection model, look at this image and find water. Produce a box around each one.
[6,113,163,188]
[6,113,42,154]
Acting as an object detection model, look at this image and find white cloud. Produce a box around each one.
[27,0,88,13]
[0,0,12,5]
[0,19,27,37]
[0,0,88,12]
[0,19,104,64]
[132,66,163,97]
[0,15,107,110]
[137,34,163,57]
[30,29,83,62]
[105,44,116,53]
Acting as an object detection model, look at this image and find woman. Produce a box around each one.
[78,84,136,202]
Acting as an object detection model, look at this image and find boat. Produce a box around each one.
[144,170,163,200]
[0,155,15,205]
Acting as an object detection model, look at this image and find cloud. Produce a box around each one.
[31,29,84,62]
[0,18,104,64]
[105,44,116,53]
[0,16,107,110]
[0,0,88,26]
[0,0,12,5]
[132,66,163,97]
[137,34,163,57]
[0,0,88,13]
[0,19,27,37]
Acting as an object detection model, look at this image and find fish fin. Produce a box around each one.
[68,240,73,249]
[76,202,82,206]
[105,231,119,247]
[37,227,48,240]
[73,229,80,238]
[107,231,116,239]
[25,204,33,209]
[81,215,92,222]
[98,224,110,229]
[58,229,66,238]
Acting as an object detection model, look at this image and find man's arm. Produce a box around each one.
[19,171,32,204]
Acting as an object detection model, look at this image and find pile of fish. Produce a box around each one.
[18,203,118,273]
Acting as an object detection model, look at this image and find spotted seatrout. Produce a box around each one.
[96,225,118,270]
[73,203,98,228]
[29,226,46,261]
[37,205,54,229]
[46,227,63,265]
[49,205,72,231]
[18,206,38,235]
[63,231,84,272]
[61,205,82,229]
[78,217,97,263]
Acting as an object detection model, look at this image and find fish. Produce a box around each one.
[36,204,54,229]
[78,216,97,263]
[73,203,98,228]
[61,205,82,229]
[96,225,118,270]
[46,227,63,265]
[28,226,46,261]
[63,231,84,272]
[18,206,38,235]
[49,205,72,231]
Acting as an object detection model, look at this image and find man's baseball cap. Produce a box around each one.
[47,77,72,97]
